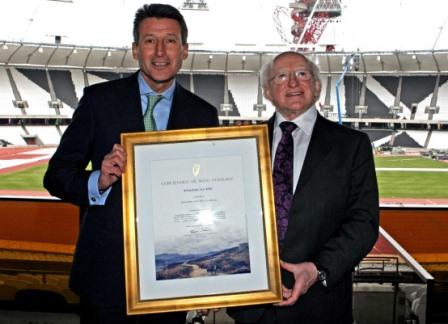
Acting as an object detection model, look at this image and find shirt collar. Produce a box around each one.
[275,106,317,136]
[137,71,176,101]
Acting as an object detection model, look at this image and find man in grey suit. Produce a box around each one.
[44,4,218,323]
[228,52,379,323]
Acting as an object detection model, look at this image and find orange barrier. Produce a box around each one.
[0,199,78,246]
[380,208,448,269]
[0,198,447,269]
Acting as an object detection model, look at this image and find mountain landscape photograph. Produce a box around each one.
[155,243,250,280]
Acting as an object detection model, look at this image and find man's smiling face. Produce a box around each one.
[264,53,321,120]
[132,17,188,93]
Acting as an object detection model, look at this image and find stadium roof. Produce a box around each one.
[0,0,447,73]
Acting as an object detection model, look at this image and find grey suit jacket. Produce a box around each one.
[44,72,219,308]
[228,113,379,323]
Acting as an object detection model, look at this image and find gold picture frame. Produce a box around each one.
[121,125,281,314]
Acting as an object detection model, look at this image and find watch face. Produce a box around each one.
[318,270,327,281]
[318,270,328,287]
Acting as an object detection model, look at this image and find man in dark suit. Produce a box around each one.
[44,4,218,323]
[228,52,379,323]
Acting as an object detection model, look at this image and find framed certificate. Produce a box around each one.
[121,125,281,314]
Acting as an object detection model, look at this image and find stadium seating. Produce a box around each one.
[229,74,265,117]
[192,74,226,114]
[9,68,55,116]
[0,126,27,145]
[0,68,447,147]
[429,131,448,149]
[0,67,20,116]
[26,126,62,145]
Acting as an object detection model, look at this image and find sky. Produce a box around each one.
[0,0,447,52]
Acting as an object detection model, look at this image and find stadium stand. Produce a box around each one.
[346,76,391,118]
[9,68,55,116]
[85,72,108,87]
[228,73,259,117]
[440,82,448,120]
[0,67,19,116]
[26,126,61,145]
[47,70,78,109]
[363,129,394,142]
[1,66,447,148]
[89,71,133,82]
[428,131,448,150]
[176,73,191,90]
[318,75,347,116]
[69,69,86,102]
[193,74,226,114]
[0,126,27,145]
[405,130,431,148]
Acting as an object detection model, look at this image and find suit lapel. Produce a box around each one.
[268,113,334,193]
[267,114,275,146]
[114,72,144,132]
[295,114,333,193]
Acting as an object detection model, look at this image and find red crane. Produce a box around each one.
[274,0,342,50]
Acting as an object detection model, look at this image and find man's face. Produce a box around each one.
[264,53,321,120]
[132,17,188,93]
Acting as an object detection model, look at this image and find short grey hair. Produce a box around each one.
[260,51,321,89]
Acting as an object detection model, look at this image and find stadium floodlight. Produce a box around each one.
[425,106,440,114]
[354,105,368,119]
[220,104,234,116]
[253,103,266,117]
[239,55,247,70]
[207,55,213,69]
[320,104,333,118]
[13,100,29,109]
[389,105,403,118]
[48,99,63,109]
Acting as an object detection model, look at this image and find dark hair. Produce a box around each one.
[133,3,188,44]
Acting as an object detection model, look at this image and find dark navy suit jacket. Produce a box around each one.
[228,113,379,323]
[44,72,218,309]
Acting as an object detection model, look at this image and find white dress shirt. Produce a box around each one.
[271,106,318,193]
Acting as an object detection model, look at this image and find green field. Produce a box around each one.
[0,156,447,199]
[0,164,48,191]
[374,156,448,198]
[374,156,448,169]
[376,171,448,198]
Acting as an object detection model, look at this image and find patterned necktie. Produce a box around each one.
[143,94,162,131]
[273,121,297,243]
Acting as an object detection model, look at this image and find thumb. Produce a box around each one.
[280,260,294,272]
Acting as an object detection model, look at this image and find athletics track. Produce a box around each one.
[1,147,448,205]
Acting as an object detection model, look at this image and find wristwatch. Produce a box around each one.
[317,269,328,287]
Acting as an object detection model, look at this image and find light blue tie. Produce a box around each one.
[143,94,162,131]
